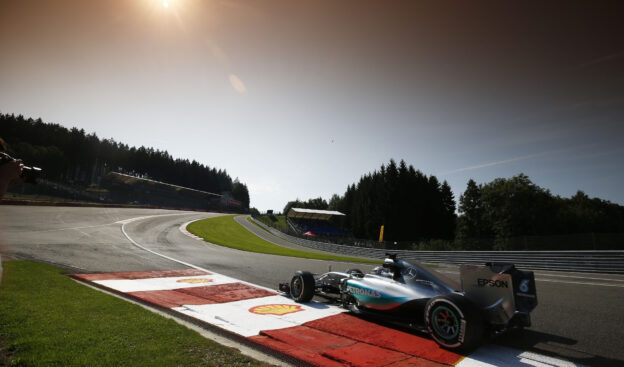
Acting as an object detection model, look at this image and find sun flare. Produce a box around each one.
[163,1,169,8]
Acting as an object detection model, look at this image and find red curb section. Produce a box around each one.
[260,326,357,353]
[73,270,464,367]
[127,290,214,308]
[177,282,277,303]
[322,342,411,367]
[305,314,461,365]
[127,283,276,308]
[250,323,457,367]
[249,335,346,367]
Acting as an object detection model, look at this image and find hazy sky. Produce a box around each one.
[2,0,623,211]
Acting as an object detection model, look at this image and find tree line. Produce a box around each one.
[284,159,457,242]
[0,113,249,208]
[457,174,624,250]
[283,160,624,250]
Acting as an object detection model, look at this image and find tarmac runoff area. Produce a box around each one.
[72,268,585,367]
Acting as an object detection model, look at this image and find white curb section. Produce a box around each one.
[179,220,203,240]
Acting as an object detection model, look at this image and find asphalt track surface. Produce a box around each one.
[1,206,623,367]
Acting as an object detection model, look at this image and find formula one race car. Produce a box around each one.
[279,253,537,351]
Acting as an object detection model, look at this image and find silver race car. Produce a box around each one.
[279,253,537,351]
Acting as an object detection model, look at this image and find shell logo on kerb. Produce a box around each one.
[248,304,304,316]
[176,278,213,284]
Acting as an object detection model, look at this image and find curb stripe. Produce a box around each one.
[72,268,586,367]
[176,282,276,303]
[322,342,412,367]
[179,220,203,240]
[305,313,461,365]
[127,290,216,308]
[249,335,347,367]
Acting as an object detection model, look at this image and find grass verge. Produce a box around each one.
[188,215,379,264]
[0,261,268,367]
[254,215,289,232]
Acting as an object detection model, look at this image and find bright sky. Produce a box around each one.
[1,1,623,211]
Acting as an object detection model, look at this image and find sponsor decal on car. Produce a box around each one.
[248,304,304,316]
[459,319,466,343]
[519,279,530,292]
[347,285,382,298]
[477,278,509,288]
[176,278,213,284]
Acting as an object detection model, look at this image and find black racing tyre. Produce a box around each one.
[290,271,315,302]
[424,293,484,352]
[345,269,364,276]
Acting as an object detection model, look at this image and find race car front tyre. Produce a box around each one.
[290,271,315,302]
[424,293,484,352]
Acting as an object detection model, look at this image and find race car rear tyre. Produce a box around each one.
[424,293,484,352]
[290,271,315,302]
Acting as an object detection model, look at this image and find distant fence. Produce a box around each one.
[250,217,624,274]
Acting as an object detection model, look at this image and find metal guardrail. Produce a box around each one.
[250,217,624,274]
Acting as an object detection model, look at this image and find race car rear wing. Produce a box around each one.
[460,263,537,326]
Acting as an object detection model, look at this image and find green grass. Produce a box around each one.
[188,215,379,264]
[254,215,289,232]
[0,261,268,367]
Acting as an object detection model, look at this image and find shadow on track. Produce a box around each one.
[495,329,624,367]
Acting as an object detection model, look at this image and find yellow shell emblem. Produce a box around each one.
[249,304,304,316]
[176,278,213,284]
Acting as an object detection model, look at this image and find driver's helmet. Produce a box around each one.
[372,266,383,275]
[372,266,390,277]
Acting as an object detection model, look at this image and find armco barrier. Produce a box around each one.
[0,199,242,215]
[249,217,624,274]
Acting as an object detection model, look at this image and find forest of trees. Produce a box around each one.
[457,174,624,250]
[284,159,457,242]
[0,113,249,207]
[283,160,624,250]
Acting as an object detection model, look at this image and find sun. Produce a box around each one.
[162,1,169,8]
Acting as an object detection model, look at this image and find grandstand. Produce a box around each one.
[286,208,347,237]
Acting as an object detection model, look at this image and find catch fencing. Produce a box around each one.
[249,217,624,274]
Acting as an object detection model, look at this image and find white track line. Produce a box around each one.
[118,214,276,292]
[457,344,583,367]
[119,214,209,272]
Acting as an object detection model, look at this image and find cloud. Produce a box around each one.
[562,51,624,73]
[441,152,552,175]
[229,74,247,95]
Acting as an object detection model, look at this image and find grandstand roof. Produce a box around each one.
[287,208,345,220]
